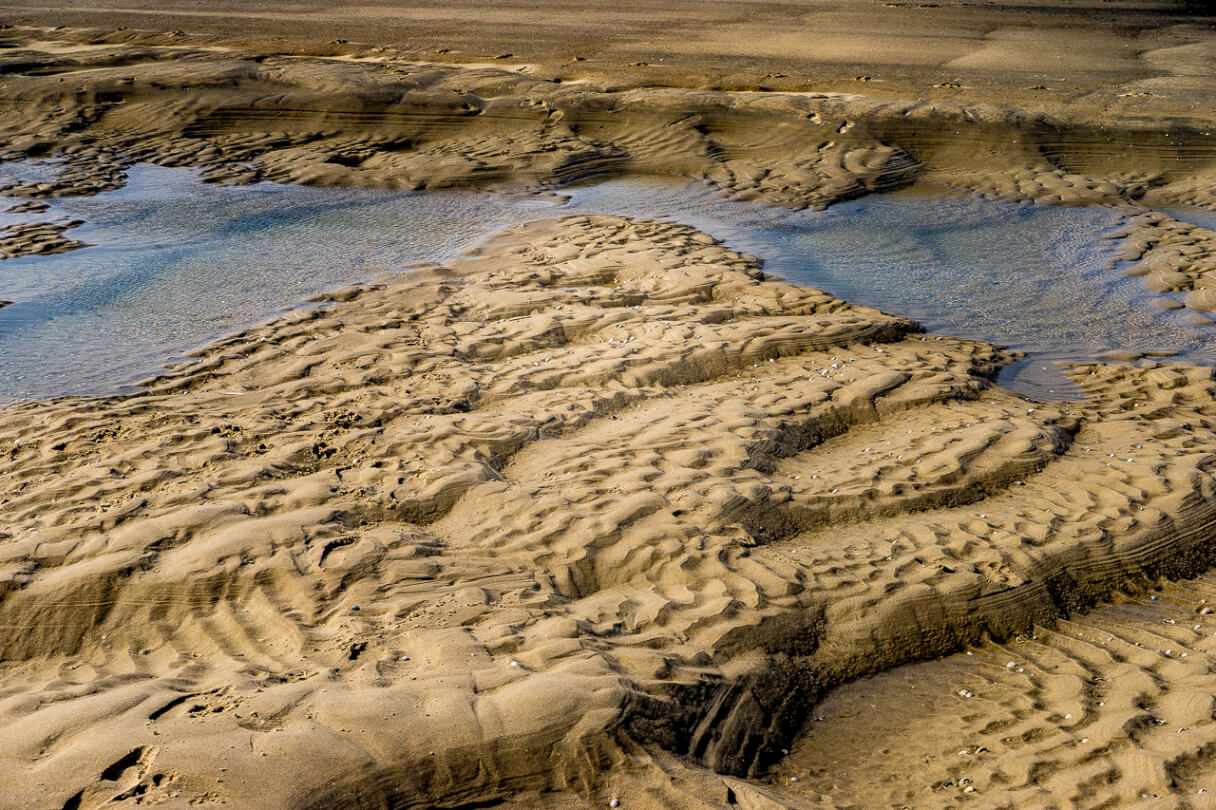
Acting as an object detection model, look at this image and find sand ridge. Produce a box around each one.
[3,215,1216,807]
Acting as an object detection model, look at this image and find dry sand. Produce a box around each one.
[1,2,1216,808]
[779,574,1216,808]
[3,215,1216,808]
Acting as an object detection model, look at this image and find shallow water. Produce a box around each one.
[1158,204,1216,232]
[1,163,1214,402]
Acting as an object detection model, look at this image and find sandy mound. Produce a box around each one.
[0,218,86,259]
[1114,212,1216,319]
[1,214,1216,807]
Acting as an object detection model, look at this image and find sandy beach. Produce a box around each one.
[1,2,1216,807]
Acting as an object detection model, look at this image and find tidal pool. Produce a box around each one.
[0,163,1212,402]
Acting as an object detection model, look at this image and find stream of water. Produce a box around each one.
[1,162,1212,402]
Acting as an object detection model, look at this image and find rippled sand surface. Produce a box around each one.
[779,575,1216,808]
[5,214,1216,809]
[1,3,1216,807]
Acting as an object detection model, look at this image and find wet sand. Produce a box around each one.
[1,2,1216,808]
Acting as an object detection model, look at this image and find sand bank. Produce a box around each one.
[2,215,1216,807]
[2,3,1216,806]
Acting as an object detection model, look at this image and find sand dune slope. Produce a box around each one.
[3,216,1216,808]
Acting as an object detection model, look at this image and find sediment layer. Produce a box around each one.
[3,215,1216,808]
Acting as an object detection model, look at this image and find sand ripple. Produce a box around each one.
[1,215,1216,807]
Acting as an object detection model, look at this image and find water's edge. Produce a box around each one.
[1,163,1213,402]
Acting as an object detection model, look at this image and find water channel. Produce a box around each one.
[1,162,1212,402]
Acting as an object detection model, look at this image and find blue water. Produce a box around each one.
[1,162,1212,402]
[1158,204,1216,232]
